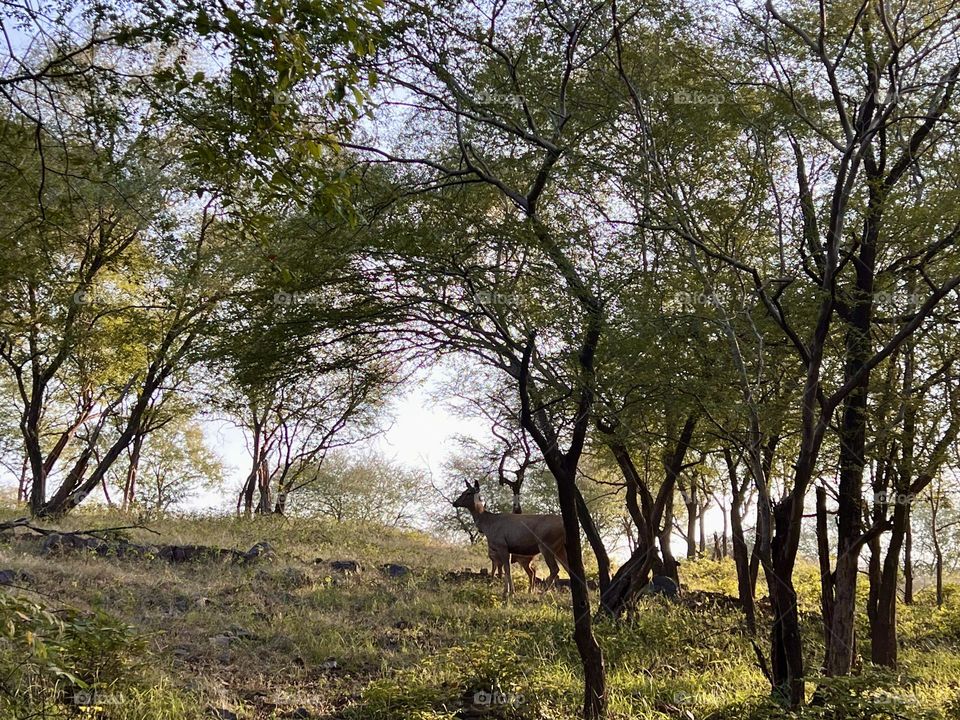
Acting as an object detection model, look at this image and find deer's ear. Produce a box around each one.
[464,480,472,490]
[473,480,480,491]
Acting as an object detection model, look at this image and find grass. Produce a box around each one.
[0,508,958,719]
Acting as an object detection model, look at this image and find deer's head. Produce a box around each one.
[452,480,483,512]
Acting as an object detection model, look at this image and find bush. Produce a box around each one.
[0,593,198,719]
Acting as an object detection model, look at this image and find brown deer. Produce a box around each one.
[489,546,538,591]
[452,480,569,598]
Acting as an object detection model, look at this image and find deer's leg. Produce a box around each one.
[489,541,506,579]
[493,546,512,600]
[553,543,572,576]
[538,544,561,589]
[523,557,537,592]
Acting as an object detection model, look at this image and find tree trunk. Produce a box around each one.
[575,485,610,594]
[123,432,145,511]
[659,488,680,584]
[869,502,907,667]
[928,510,943,607]
[255,459,272,514]
[17,456,29,505]
[557,465,606,719]
[100,474,113,506]
[823,157,881,678]
[517,326,606,719]
[698,499,707,557]
[768,495,805,706]
[730,483,756,633]
[682,483,697,559]
[816,486,834,650]
[24,402,46,515]
[935,547,944,608]
[903,507,914,605]
[720,500,729,559]
[599,416,696,616]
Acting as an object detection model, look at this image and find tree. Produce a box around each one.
[221,366,386,516]
[291,451,421,527]
[125,417,223,515]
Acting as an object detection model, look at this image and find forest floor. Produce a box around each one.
[0,509,959,719]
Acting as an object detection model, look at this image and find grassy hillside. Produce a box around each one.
[0,510,958,719]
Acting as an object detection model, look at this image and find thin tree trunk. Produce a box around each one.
[599,417,696,616]
[903,507,914,605]
[682,483,697,560]
[869,502,907,666]
[517,327,605,719]
[575,486,610,594]
[123,432,145,511]
[816,486,834,650]
[768,494,805,706]
[726,447,756,633]
[698,499,707,557]
[17,456,29,504]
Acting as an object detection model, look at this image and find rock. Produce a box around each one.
[209,634,233,648]
[40,533,63,556]
[159,544,241,563]
[207,708,238,720]
[245,541,276,561]
[380,563,411,578]
[319,658,338,670]
[227,626,254,640]
[159,545,192,562]
[257,567,311,588]
[282,709,312,719]
[114,542,155,559]
[0,569,17,585]
[329,560,361,574]
[643,575,679,598]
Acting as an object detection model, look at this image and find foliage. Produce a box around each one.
[0,593,151,717]
[291,450,423,526]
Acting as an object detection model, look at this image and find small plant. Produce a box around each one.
[0,593,150,717]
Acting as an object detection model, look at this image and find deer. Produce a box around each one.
[452,480,570,599]
[488,546,538,591]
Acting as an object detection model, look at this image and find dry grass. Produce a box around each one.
[1,508,958,719]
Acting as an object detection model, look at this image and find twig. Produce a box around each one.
[751,638,773,684]
[0,518,159,537]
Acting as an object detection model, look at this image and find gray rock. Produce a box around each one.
[380,563,411,578]
[40,533,63,556]
[245,541,276,561]
[329,560,361,573]
[209,634,234,648]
